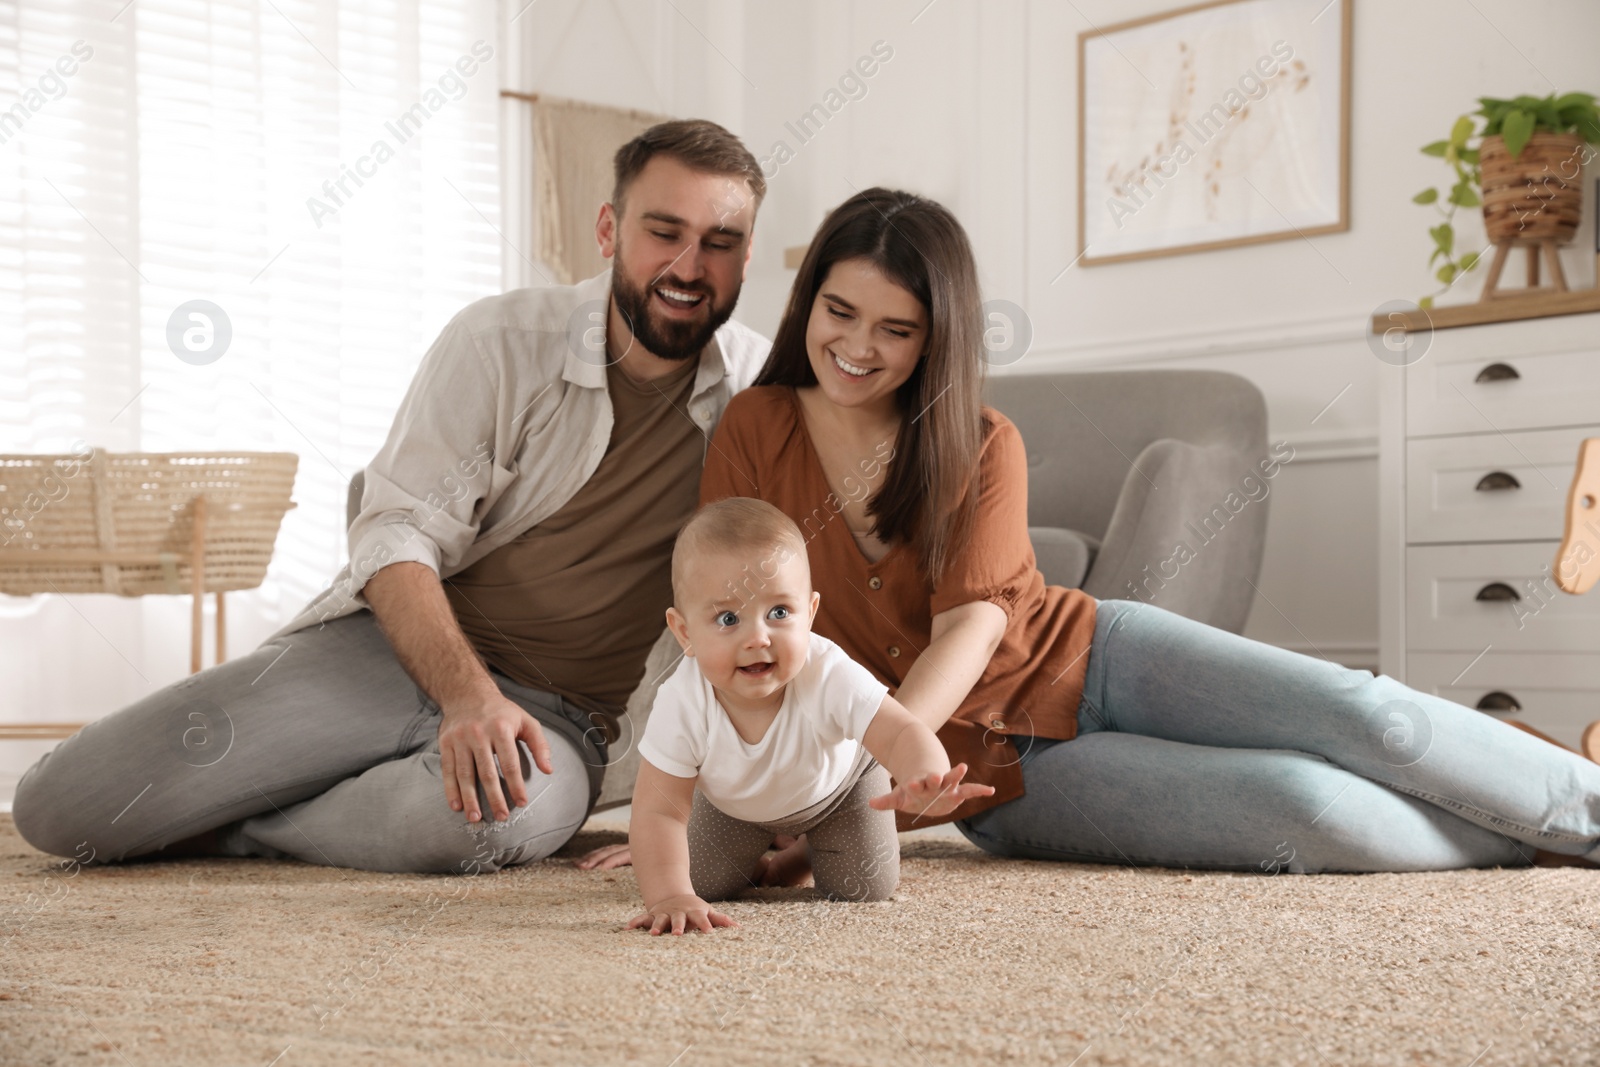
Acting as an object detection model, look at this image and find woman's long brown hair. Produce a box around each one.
[753,188,987,583]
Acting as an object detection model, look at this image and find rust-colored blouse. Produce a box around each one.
[699,386,1098,827]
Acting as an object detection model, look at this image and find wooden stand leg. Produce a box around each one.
[190,495,207,675]
[1541,240,1568,293]
[1476,240,1572,302]
[1479,242,1511,302]
[216,590,227,666]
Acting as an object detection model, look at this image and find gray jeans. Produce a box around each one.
[12,610,605,874]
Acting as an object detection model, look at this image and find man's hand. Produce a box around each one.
[438,693,554,823]
[868,762,994,820]
[361,562,550,824]
[626,893,738,936]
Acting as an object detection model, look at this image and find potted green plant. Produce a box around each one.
[1414,92,1600,307]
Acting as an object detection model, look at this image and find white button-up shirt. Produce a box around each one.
[268,268,771,642]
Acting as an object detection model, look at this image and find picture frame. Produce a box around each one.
[1076,0,1352,265]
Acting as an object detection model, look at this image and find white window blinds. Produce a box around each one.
[0,0,503,716]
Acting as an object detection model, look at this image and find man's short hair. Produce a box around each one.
[612,119,766,220]
[672,498,807,608]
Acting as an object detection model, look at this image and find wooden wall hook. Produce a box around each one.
[1554,437,1600,595]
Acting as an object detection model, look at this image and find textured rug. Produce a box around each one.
[1,812,1596,1067]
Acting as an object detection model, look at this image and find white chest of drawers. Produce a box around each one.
[1378,311,1600,750]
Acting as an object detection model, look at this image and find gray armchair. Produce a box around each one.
[343,367,1271,807]
[985,368,1269,634]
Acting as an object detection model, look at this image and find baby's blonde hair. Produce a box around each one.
[672,498,810,609]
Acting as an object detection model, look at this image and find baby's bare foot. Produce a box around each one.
[159,827,225,858]
[754,837,813,887]
[1531,849,1600,869]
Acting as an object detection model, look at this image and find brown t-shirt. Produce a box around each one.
[442,356,703,743]
[699,385,1098,827]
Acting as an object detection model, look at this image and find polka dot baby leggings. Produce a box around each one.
[686,751,900,902]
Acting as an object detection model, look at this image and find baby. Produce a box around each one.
[627,497,992,935]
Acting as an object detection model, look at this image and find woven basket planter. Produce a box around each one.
[1480,132,1586,243]
[0,451,298,596]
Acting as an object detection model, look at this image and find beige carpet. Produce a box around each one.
[1,813,1596,1067]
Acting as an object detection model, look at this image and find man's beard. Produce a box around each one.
[610,258,737,363]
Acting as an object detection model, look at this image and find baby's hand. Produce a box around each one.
[868,762,995,820]
[626,894,739,936]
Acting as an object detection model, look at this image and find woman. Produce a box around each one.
[585,188,1600,877]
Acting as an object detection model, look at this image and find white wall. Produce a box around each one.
[4,0,1592,798]
[1035,0,1598,665]
[512,0,1600,669]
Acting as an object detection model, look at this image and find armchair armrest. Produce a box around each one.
[594,625,682,809]
[1080,438,1271,634]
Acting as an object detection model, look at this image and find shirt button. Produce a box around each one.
[888,645,900,658]
[694,405,709,420]
[868,576,882,590]
[990,717,1005,731]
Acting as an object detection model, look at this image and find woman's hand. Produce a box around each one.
[868,762,994,819]
[626,894,739,935]
[576,843,633,870]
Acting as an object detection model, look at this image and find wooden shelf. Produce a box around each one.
[0,723,85,740]
[1371,287,1600,333]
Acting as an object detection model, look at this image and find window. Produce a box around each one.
[0,0,503,713]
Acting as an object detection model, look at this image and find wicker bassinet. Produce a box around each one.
[0,450,298,739]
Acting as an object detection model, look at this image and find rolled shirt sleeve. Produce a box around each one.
[345,314,513,601]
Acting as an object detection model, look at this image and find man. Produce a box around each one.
[13,119,770,874]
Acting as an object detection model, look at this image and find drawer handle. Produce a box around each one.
[1474,582,1521,602]
[1474,362,1520,383]
[1476,691,1522,713]
[1474,470,1522,491]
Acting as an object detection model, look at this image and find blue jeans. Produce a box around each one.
[956,598,1600,873]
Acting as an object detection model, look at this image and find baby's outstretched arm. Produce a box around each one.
[625,758,739,936]
[861,694,996,820]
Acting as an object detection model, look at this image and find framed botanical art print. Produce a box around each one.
[1077,0,1351,264]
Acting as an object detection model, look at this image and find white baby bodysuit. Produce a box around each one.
[639,632,889,823]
